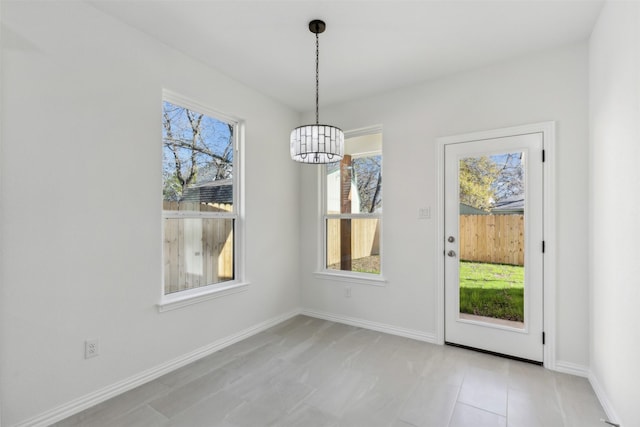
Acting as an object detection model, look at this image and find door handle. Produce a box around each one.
[447,250,456,257]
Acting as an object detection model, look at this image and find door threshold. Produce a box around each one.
[445,341,542,366]
[458,313,524,330]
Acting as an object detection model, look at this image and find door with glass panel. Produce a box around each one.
[444,133,543,362]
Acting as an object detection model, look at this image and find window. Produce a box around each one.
[324,131,382,277]
[162,94,240,297]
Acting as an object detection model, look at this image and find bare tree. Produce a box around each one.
[493,152,524,201]
[162,102,233,201]
[353,156,382,213]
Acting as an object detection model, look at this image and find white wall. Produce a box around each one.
[300,43,590,368]
[0,2,300,425]
[589,2,640,426]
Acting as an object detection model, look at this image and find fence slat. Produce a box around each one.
[326,218,379,266]
[163,217,234,294]
[459,214,524,266]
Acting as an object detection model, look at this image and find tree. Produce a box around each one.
[492,152,524,201]
[162,102,233,201]
[459,153,525,211]
[459,156,499,211]
[353,155,382,213]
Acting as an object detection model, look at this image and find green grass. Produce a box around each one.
[459,261,524,322]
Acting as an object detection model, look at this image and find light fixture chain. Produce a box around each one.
[315,31,319,124]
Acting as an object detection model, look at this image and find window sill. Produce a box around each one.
[157,281,250,313]
[313,271,387,286]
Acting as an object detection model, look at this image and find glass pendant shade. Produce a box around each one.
[290,124,344,164]
[290,19,343,164]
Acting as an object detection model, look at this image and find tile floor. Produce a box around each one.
[54,315,607,427]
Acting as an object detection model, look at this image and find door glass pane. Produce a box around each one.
[458,152,525,328]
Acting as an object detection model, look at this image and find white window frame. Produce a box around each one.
[315,126,386,286]
[158,90,247,312]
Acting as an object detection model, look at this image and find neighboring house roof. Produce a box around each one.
[492,195,524,214]
[460,203,487,215]
[181,179,233,204]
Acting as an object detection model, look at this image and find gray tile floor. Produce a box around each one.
[54,315,606,427]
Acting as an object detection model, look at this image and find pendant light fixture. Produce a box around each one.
[290,19,344,164]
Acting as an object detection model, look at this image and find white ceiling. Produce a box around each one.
[90,0,603,112]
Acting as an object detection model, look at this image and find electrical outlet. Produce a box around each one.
[85,339,99,359]
[345,286,352,298]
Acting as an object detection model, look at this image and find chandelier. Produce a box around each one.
[290,20,344,164]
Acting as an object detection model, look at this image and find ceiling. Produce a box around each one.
[90,1,603,112]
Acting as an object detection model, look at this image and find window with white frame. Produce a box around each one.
[324,131,382,275]
[162,95,239,295]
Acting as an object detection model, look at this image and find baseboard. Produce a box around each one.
[553,362,622,426]
[553,360,590,377]
[301,308,438,344]
[14,308,301,427]
[588,370,622,426]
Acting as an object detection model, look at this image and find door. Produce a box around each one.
[444,133,544,362]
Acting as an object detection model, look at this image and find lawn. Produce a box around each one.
[459,261,524,322]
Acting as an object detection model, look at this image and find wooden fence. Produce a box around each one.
[326,218,380,266]
[459,214,524,266]
[163,201,234,294]
[163,201,232,213]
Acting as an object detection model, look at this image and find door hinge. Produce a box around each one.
[542,241,546,253]
[542,149,546,162]
[542,332,546,345]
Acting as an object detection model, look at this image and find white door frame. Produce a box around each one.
[435,121,557,369]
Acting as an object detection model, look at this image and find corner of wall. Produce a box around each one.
[588,370,622,425]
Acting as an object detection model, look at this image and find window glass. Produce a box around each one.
[324,132,382,275]
[326,218,380,274]
[162,101,234,213]
[163,218,234,294]
[162,99,237,295]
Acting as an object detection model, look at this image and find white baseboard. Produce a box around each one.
[15,309,301,427]
[553,360,590,377]
[553,362,622,426]
[588,371,622,426]
[301,308,438,344]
